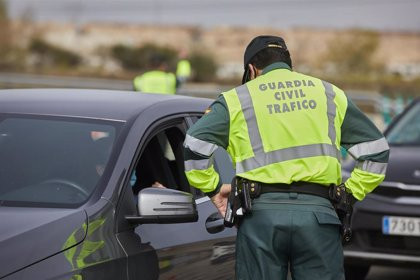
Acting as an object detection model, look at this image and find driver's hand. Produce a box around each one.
[152,181,166,188]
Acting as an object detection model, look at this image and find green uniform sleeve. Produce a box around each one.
[183,95,230,197]
[341,97,390,200]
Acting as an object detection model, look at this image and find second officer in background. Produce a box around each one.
[133,54,178,95]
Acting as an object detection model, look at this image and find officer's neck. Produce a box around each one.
[261,62,292,75]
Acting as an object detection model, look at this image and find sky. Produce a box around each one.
[6,0,420,32]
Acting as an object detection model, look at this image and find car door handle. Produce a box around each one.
[205,212,225,234]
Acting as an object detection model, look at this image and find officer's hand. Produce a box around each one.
[210,184,231,217]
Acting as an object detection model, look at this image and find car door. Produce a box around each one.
[116,114,236,280]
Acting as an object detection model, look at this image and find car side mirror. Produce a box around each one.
[126,187,198,224]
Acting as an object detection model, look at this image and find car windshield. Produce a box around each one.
[386,102,420,146]
[0,115,121,208]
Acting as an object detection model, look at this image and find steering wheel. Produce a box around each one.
[39,178,90,199]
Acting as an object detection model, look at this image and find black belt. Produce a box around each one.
[259,181,331,200]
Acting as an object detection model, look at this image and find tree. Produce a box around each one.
[189,50,218,82]
[29,38,82,68]
[111,43,178,72]
[0,0,7,21]
[322,29,384,76]
[0,0,14,70]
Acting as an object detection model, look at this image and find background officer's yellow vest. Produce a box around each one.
[133,70,176,94]
[222,68,348,186]
[176,59,191,80]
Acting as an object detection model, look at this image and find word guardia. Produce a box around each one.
[259,79,315,91]
[258,79,317,114]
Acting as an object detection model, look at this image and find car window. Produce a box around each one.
[387,102,420,145]
[131,124,191,196]
[0,115,121,208]
[129,116,236,199]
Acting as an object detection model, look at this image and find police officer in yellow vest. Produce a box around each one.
[176,59,191,83]
[176,49,192,84]
[133,55,178,95]
[183,35,389,279]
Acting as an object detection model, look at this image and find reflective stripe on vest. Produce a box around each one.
[184,134,218,157]
[234,83,340,174]
[323,81,337,147]
[348,137,389,159]
[355,160,387,175]
[184,158,213,172]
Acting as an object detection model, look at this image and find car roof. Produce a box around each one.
[0,88,212,121]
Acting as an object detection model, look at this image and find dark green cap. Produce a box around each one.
[242,35,288,84]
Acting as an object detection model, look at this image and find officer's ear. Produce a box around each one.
[247,64,261,80]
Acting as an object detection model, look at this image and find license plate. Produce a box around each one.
[382,216,420,236]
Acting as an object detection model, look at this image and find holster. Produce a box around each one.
[328,184,356,244]
[224,177,260,228]
[224,177,241,227]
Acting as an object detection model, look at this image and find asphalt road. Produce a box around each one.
[283,265,420,279]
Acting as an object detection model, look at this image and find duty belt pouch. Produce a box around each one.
[237,178,261,199]
[237,178,263,213]
[249,181,262,199]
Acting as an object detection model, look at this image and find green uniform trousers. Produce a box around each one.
[235,192,344,280]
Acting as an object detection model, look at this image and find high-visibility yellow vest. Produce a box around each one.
[222,68,348,186]
[133,70,176,95]
[176,59,191,79]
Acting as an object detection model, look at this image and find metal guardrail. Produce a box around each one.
[0,72,225,98]
[0,72,131,90]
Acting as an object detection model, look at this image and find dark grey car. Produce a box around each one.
[343,98,420,279]
[0,89,236,280]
